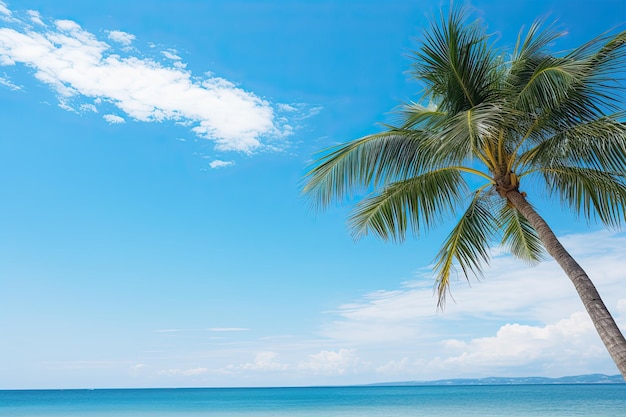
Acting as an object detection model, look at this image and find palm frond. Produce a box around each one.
[303,130,428,209]
[512,56,588,114]
[512,19,565,62]
[566,30,626,114]
[498,201,545,264]
[541,166,626,227]
[433,191,498,307]
[507,19,565,98]
[348,169,467,242]
[424,102,507,167]
[541,30,626,125]
[518,116,626,172]
[302,6,626,315]
[396,102,447,130]
[412,6,500,114]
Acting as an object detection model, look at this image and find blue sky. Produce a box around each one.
[0,0,625,389]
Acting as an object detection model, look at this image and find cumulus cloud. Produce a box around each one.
[103,113,124,124]
[228,352,289,372]
[324,230,626,345]
[0,1,10,16]
[315,229,626,379]
[26,10,44,26]
[162,50,181,61]
[0,4,295,153]
[107,30,135,46]
[219,349,363,377]
[298,349,362,375]
[80,103,97,112]
[209,160,234,169]
[427,312,609,376]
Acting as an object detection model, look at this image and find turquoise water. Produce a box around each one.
[1,385,625,416]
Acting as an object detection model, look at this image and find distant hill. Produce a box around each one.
[369,374,625,386]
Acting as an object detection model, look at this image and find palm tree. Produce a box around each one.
[303,8,626,378]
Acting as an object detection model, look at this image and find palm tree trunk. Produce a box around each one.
[506,189,626,379]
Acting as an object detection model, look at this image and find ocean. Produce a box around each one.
[1,384,625,416]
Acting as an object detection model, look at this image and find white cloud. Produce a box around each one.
[26,10,44,26]
[80,103,97,112]
[107,30,135,46]
[0,75,19,90]
[0,1,10,16]
[228,352,289,372]
[0,4,293,153]
[323,230,626,345]
[54,19,81,32]
[298,349,362,375]
[103,114,125,124]
[313,229,626,379]
[209,160,234,169]
[162,50,181,61]
[277,103,297,112]
[427,312,609,376]
[376,357,421,374]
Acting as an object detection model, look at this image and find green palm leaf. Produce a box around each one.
[513,56,587,115]
[512,19,565,63]
[301,5,626,378]
[426,102,507,166]
[541,166,626,227]
[413,7,500,113]
[518,116,626,172]
[303,130,427,209]
[348,169,466,242]
[499,202,545,264]
[433,191,498,307]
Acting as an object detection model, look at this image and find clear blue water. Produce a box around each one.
[1,385,625,416]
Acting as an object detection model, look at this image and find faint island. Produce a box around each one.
[369,374,625,386]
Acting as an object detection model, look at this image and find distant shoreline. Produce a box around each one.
[367,373,625,387]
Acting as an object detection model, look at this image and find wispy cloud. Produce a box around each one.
[0,74,19,89]
[297,349,363,375]
[208,160,234,169]
[26,10,43,26]
[325,230,626,341]
[162,50,181,61]
[0,4,294,153]
[316,229,626,378]
[0,1,10,16]
[135,232,624,385]
[107,30,135,46]
[225,351,289,372]
[103,114,125,124]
